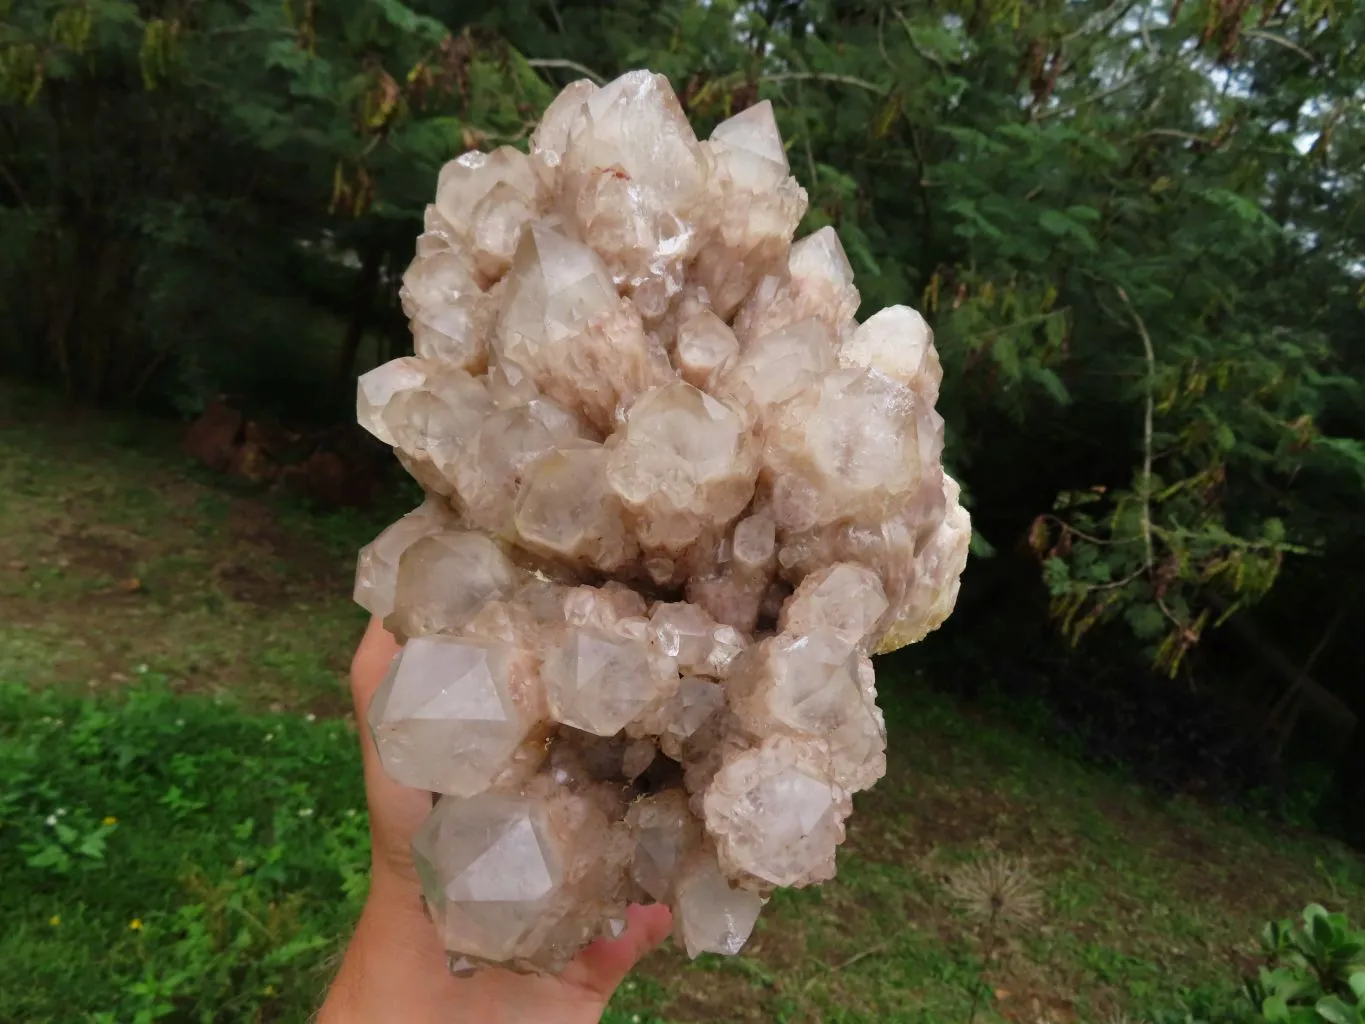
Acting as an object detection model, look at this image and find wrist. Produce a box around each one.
[318,880,450,1023]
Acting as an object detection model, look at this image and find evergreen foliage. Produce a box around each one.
[3,0,1362,826]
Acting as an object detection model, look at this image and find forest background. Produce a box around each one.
[2,1,1364,1020]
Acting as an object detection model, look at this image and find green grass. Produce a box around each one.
[0,683,368,1022]
[2,379,1363,1023]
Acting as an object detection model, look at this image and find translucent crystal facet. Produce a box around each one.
[388,532,521,638]
[414,793,565,961]
[674,311,739,389]
[607,382,757,554]
[514,445,634,571]
[354,498,457,620]
[360,68,969,977]
[763,368,931,531]
[495,224,668,431]
[716,318,836,415]
[435,148,542,256]
[674,851,764,957]
[368,636,539,796]
[839,304,942,403]
[709,100,788,192]
[703,737,851,888]
[357,357,428,446]
[729,629,886,793]
[542,626,679,736]
[779,563,889,650]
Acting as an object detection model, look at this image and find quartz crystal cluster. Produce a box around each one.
[354,70,970,974]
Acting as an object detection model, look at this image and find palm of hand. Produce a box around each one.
[319,617,672,1024]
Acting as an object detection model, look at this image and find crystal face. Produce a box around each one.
[413,793,565,962]
[357,69,969,976]
[368,636,538,796]
[542,626,678,736]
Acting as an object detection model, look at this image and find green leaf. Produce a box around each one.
[1314,997,1356,1024]
[1265,995,1292,1023]
[1038,210,1098,250]
[993,334,1021,379]
[969,530,996,558]
[1347,973,1365,1001]
[1043,556,1070,592]
[1035,367,1070,405]
[1039,210,1074,236]
[1124,603,1167,640]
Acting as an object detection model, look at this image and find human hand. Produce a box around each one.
[318,616,673,1024]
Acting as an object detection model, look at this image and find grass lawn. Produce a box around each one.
[2,379,1363,1023]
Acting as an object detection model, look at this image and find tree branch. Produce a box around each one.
[760,71,887,94]
[526,58,605,85]
[1245,29,1315,61]
[1116,286,1157,575]
[1116,285,1188,637]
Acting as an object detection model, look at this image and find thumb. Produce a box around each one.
[559,903,674,1002]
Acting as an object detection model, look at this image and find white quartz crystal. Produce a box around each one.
[357,68,969,976]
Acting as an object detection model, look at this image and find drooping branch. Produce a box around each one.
[1116,286,1157,576]
[759,71,887,94]
[526,58,605,85]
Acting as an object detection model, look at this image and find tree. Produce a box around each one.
[0,0,549,406]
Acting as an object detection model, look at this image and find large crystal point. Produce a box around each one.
[383,367,495,488]
[357,357,428,447]
[435,148,542,265]
[694,100,808,319]
[709,100,788,192]
[368,636,540,796]
[560,71,710,316]
[530,79,597,183]
[876,473,972,652]
[763,368,931,531]
[624,790,699,903]
[732,227,859,344]
[839,304,942,403]
[703,736,851,888]
[354,498,458,620]
[674,311,739,389]
[388,531,521,638]
[496,225,669,430]
[673,849,764,957]
[606,382,757,554]
[728,628,886,793]
[778,563,889,650]
[360,68,970,977]
[514,445,635,571]
[715,318,836,415]
[454,397,590,538]
[542,626,679,735]
[414,792,565,961]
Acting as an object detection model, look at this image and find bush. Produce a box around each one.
[1145,905,1365,1024]
[1250,905,1365,1024]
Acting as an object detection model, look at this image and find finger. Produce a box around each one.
[349,616,407,799]
[560,903,673,1001]
[348,617,430,888]
[350,614,402,712]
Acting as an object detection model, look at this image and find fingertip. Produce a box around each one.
[562,903,673,1000]
[625,902,673,948]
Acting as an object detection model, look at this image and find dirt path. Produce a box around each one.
[0,386,371,712]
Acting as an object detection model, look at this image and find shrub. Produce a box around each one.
[1144,906,1365,1024]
